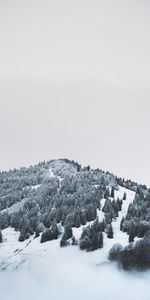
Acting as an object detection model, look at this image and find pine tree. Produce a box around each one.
[79,235,91,250]
[0,230,2,243]
[120,217,125,231]
[19,231,26,242]
[35,230,40,238]
[51,221,58,239]
[79,218,104,251]
[97,231,103,248]
[64,224,73,239]
[111,187,115,198]
[71,236,77,246]
[101,219,106,232]
[104,188,110,199]
[129,231,135,243]
[107,224,113,239]
[60,234,68,247]
[40,229,52,243]
[75,215,81,228]
[123,192,127,200]
[80,210,87,225]
[102,198,112,213]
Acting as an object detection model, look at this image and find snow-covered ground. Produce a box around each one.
[0,186,135,270]
[31,184,41,190]
[96,186,135,264]
[1,186,150,300]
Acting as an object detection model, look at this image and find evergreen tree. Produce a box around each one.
[123,192,127,200]
[51,221,58,239]
[0,230,2,243]
[102,198,112,213]
[40,229,52,243]
[19,231,26,242]
[104,188,110,199]
[101,219,106,232]
[111,187,115,198]
[60,234,68,247]
[64,224,73,239]
[80,210,87,225]
[71,236,77,246]
[129,230,135,243]
[79,235,91,250]
[35,230,40,238]
[79,219,103,251]
[97,231,103,248]
[105,212,113,224]
[107,224,113,239]
[75,215,81,228]
[120,217,125,231]
[116,198,122,211]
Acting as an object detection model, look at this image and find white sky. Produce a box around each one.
[0,0,150,186]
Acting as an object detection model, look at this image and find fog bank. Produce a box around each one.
[1,254,150,300]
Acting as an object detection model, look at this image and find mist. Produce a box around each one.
[1,252,150,300]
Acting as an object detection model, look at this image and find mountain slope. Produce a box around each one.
[0,186,135,270]
[0,159,149,270]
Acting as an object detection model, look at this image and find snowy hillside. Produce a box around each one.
[0,159,149,271]
[0,185,135,270]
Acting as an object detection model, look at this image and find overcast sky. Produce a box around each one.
[0,0,149,186]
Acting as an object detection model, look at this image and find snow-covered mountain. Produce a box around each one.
[0,159,149,271]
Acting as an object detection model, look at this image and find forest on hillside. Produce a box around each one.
[0,159,150,269]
